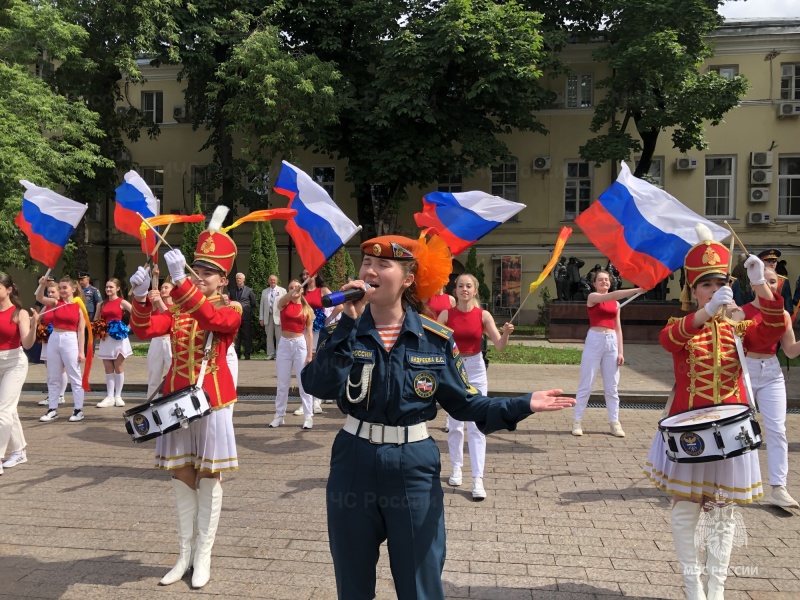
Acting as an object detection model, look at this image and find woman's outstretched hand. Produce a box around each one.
[530,389,576,412]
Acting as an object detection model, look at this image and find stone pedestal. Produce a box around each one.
[547,301,686,343]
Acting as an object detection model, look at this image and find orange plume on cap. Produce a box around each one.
[414,233,452,301]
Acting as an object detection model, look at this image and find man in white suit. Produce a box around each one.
[259,274,286,360]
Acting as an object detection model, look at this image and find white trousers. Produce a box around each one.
[573,329,620,422]
[0,348,28,457]
[227,344,238,390]
[265,319,281,357]
[146,335,172,399]
[47,332,83,410]
[448,353,488,478]
[275,336,313,418]
[747,356,788,487]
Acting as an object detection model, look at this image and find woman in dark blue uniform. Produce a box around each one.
[301,234,575,600]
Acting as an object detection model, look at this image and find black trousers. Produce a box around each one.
[236,316,252,359]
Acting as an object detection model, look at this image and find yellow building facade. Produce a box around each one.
[75,19,800,322]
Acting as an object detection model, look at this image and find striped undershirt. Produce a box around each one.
[376,323,403,352]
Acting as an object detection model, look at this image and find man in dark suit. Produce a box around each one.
[229,272,257,360]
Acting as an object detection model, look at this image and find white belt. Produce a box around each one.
[343,414,429,445]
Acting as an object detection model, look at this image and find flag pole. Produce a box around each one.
[723,221,750,256]
[34,268,52,297]
[137,213,200,279]
[507,291,533,325]
[619,292,642,309]
[146,222,172,290]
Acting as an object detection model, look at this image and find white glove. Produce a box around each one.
[130,266,151,298]
[705,285,733,315]
[164,249,187,282]
[744,254,766,285]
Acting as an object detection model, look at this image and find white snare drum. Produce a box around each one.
[123,386,211,443]
[658,404,761,463]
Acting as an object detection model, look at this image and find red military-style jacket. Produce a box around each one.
[130,279,241,408]
[660,295,785,416]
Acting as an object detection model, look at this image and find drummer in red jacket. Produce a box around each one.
[129,207,241,590]
[644,225,784,600]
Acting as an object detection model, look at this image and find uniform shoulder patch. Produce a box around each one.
[420,315,453,339]
[227,303,243,315]
[325,323,338,335]
[778,274,788,280]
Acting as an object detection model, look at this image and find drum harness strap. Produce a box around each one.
[144,333,215,404]
[732,330,758,413]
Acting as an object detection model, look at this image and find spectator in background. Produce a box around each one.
[79,272,102,321]
[259,274,286,360]
[229,273,257,360]
[734,249,792,312]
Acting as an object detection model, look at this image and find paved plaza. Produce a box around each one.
[2,348,800,599]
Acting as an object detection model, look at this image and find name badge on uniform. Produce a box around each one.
[413,372,437,398]
[406,352,445,367]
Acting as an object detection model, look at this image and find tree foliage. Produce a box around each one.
[280,0,551,237]
[464,247,491,306]
[579,0,748,176]
[321,247,354,292]
[182,195,205,260]
[113,249,129,297]
[260,221,280,284]
[0,0,110,271]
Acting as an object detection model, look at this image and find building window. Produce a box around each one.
[141,91,164,124]
[491,163,518,221]
[710,65,739,79]
[437,173,463,193]
[633,156,664,188]
[312,166,335,198]
[704,156,735,218]
[564,161,591,221]
[191,165,217,213]
[249,171,270,205]
[778,156,800,217]
[566,74,592,108]
[141,167,164,202]
[781,64,800,101]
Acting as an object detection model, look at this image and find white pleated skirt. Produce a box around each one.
[154,405,238,473]
[97,336,133,360]
[643,431,763,504]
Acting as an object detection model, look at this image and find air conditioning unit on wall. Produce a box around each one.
[173,106,187,122]
[749,188,770,203]
[778,102,800,117]
[675,157,698,170]
[747,211,771,225]
[751,151,773,168]
[750,169,773,185]
[532,157,551,171]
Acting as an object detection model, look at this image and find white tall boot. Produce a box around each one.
[706,513,736,600]
[192,478,223,589]
[670,501,706,600]
[159,479,197,586]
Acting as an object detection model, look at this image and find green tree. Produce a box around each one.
[281,0,550,237]
[0,0,110,271]
[61,241,78,280]
[247,223,269,352]
[579,0,748,176]
[161,4,339,214]
[113,249,129,297]
[261,221,280,284]
[182,195,205,260]
[464,247,490,306]
[321,247,353,292]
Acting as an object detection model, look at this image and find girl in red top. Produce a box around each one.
[571,271,644,437]
[728,267,800,509]
[0,273,36,474]
[437,273,514,500]
[425,285,455,319]
[35,276,86,423]
[300,272,332,415]
[269,279,314,429]
[36,281,68,407]
[95,279,132,408]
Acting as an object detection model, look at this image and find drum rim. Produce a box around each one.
[658,403,752,433]
[666,439,762,463]
[122,386,209,418]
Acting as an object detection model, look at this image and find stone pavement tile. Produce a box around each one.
[583,567,649,583]
[772,578,800,591]
[464,587,535,599]
[493,575,558,590]
[723,575,778,592]
[616,583,685,598]
[555,555,613,569]
[748,594,800,600]
[556,580,622,595]
[469,560,527,576]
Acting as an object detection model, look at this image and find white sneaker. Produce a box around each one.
[38,398,48,406]
[59,395,65,404]
[114,396,125,407]
[472,478,487,501]
[2,450,27,469]
[69,409,85,422]
[96,396,115,408]
[268,416,284,428]
[571,421,583,436]
[302,418,313,429]
[40,409,58,422]
[610,421,625,437]
[448,467,463,487]
[770,486,800,508]
[313,400,322,414]
[293,407,304,416]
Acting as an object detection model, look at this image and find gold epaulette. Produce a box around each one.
[227,302,243,315]
[667,316,683,325]
[778,274,788,281]
[731,319,752,337]
[420,315,453,339]
[729,275,738,282]
[325,323,337,335]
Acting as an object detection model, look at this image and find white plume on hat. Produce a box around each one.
[695,223,713,243]
[208,206,229,233]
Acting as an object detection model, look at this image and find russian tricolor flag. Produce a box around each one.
[575,162,729,289]
[414,191,526,256]
[274,161,361,275]
[14,181,88,269]
[115,171,158,254]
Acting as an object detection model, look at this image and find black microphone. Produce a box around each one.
[321,284,372,308]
